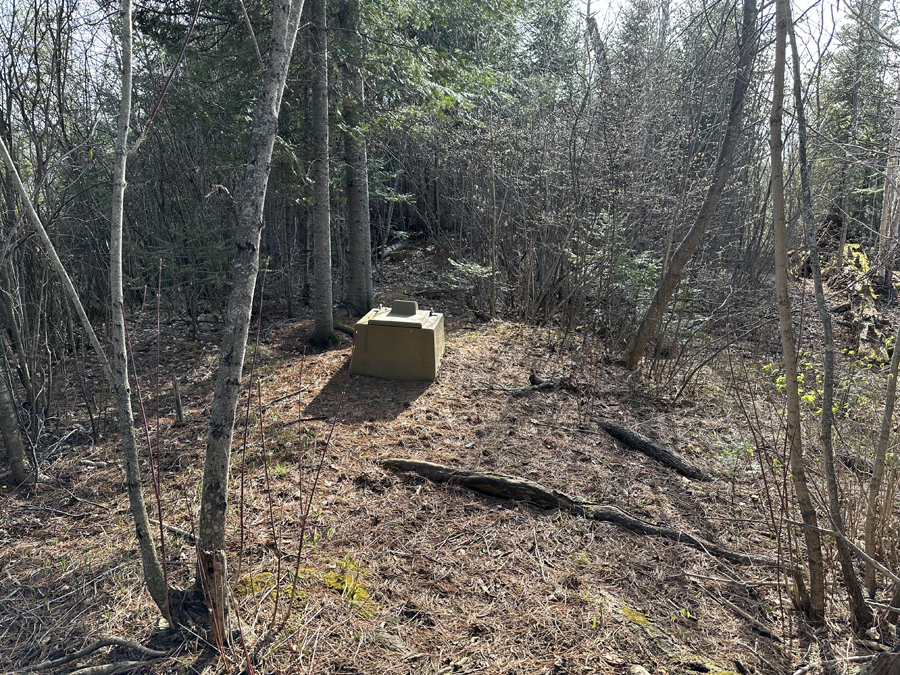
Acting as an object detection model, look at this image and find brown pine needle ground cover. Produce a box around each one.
[0,260,892,674]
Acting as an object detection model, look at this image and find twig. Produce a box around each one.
[791,654,877,675]
[532,528,547,582]
[281,416,329,426]
[45,563,130,605]
[784,518,900,586]
[63,489,112,511]
[737,641,781,673]
[172,375,184,425]
[149,519,196,542]
[264,386,310,410]
[531,420,605,436]
[68,663,139,675]
[712,594,781,642]
[681,571,783,587]
[11,637,166,673]
[18,504,72,518]
[864,599,900,613]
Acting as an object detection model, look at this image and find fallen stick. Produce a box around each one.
[380,458,772,567]
[594,419,713,481]
[10,637,167,674]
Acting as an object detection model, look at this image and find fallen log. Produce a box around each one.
[594,419,713,481]
[380,458,773,567]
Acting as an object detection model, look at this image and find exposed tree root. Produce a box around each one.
[594,419,714,481]
[8,637,167,675]
[334,321,355,337]
[380,458,774,567]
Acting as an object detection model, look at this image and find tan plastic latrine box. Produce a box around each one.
[351,301,445,381]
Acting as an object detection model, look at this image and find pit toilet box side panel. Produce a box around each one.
[351,312,444,381]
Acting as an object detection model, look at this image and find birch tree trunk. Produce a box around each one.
[197,0,306,635]
[311,0,334,343]
[622,0,757,369]
[789,11,871,630]
[771,0,825,622]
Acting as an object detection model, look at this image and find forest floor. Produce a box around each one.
[0,249,897,675]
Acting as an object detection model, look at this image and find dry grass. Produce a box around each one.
[0,257,892,674]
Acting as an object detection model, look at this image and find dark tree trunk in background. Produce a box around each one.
[0,361,31,484]
[341,0,373,317]
[311,0,333,343]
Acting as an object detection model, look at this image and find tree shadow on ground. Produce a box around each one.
[304,358,431,423]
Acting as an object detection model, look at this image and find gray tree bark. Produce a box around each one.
[196,0,306,634]
[341,0,373,317]
[869,321,900,598]
[771,0,825,622]
[789,11,872,630]
[311,0,334,343]
[107,0,173,626]
[0,360,31,485]
[878,101,900,288]
[622,0,757,369]
[0,2,176,623]
[836,1,882,272]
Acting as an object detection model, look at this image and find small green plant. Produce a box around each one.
[572,551,590,566]
[322,555,376,617]
[236,571,276,596]
[444,258,497,292]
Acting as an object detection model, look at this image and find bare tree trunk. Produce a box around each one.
[197,0,306,635]
[789,11,872,630]
[868,321,900,600]
[0,359,31,484]
[341,0,373,317]
[311,0,333,343]
[107,0,173,626]
[836,0,883,272]
[0,137,110,386]
[771,0,825,622]
[878,99,900,289]
[622,0,757,369]
[0,0,175,622]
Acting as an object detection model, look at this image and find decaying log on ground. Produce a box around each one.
[863,647,900,675]
[594,419,713,481]
[380,458,772,567]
